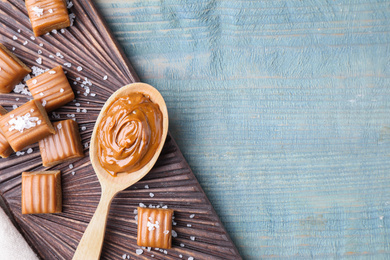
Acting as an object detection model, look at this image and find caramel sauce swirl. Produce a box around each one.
[97,93,163,176]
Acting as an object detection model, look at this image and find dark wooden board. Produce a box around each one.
[0,0,241,259]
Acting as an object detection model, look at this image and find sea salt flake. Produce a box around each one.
[37,50,42,54]
[39,43,43,47]
[82,108,87,113]
[27,148,33,154]
[71,171,75,175]
[12,47,15,51]
[69,13,76,26]
[67,1,73,8]
[122,254,126,259]
[49,70,56,74]
[103,75,108,80]
[187,224,192,227]
[134,209,138,214]
[17,29,21,33]
[39,92,44,96]
[139,203,146,208]
[190,236,195,241]
[90,93,96,97]
[64,62,71,68]
[135,249,143,255]
[57,123,62,130]
[149,192,154,198]
[12,35,17,40]
[163,250,167,254]
[36,57,42,64]
[37,120,41,125]
[188,257,194,260]
[190,214,195,218]
[163,230,169,235]
[23,41,28,46]
[15,98,19,101]
[145,185,149,189]
[171,230,177,237]
[69,163,73,169]
[32,79,38,84]
[77,66,82,71]
[16,151,25,156]
[162,205,168,209]
[30,36,36,41]
[52,29,57,34]
[179,255,183,258]
[49,54,54,58]
[61,29,65,33]
[48,9,53,13]
[12,105,18,110]
[31,6,44,17]
[81,126,86,131]
[180,243,185,247]
[147,220,160,231]
[60,88,64,93]
[42,100,46,107]
[8,113,39,133]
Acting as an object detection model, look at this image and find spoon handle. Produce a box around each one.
[72,187,117,260]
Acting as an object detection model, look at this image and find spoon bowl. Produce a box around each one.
[72,82,168,260]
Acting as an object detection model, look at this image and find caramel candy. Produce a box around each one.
[26,66,74,112]
[25,0,70,37]
[0,44,31,93]
[137,207,174,249]
[39,119,84,167]
[22,171,62,214]
[0,106,13,158]
[0,100,55,152]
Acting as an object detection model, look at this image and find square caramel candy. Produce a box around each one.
[0,44,31,93]
[0,100,55,152]
[25,0,70,37]
[26,66,74,112]
[22,171,62,214]
[0,106,13,158]
[39,119,84,167]
[137,207,174,249]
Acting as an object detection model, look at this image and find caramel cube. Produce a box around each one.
[26,66,74,112]
[0,44,31,93]
[25,0,70,37]
[22,171,62,214]
[0,106,13,158]
[137,207,174,249]
[39,119,84,167]
[0,100,55,152]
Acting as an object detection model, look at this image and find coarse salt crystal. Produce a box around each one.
[188,257,194,260]
[23,41,28,46]
[36,58,42,64]
[147,220,160,231]
[76,108,80,113]
[139,203,146,208]
[163,230,169,234]
[69,13,76,26]
[77,66,82,71]
[122,254,126,259]
[30,36,36,41]
[60,88,64,93]
[71,171,75,175]
[67,1,73,8]
[57,123,62,130]
[30,109,34,113]
[64,62,71,68]
[12,47,15,51]
[12,35,17,40]
[149,193,154,198]
[16,151,25,156]
[171,230,177,237]
[179,255,183,258]
[187,224,192,227]
[49,70,56,74]
[190,214,195,218]
[61,29,65,33]
[81,108,87,113]
[145,185,149,189]
[27,148,33,154]
[17,29,21,33]
[75,103,80,107]
[190,236,195,241]
[49,55,54,58]
[90,93,96,97]
[135,249,143,255]
[180,243,185,247]
[10,114,14,118]
[103,75,108,80]
[31,6,44,17]
[52,29,57,34]
[84,143,88,148]
[163,250,167,254]
[162,205,168,209]
[37,120,41,125]
[48,9,53,13]
[12,105,18,109]
[8,113,39,133]
[81,126,86,131]
[37,50,42,54]
[16,98,19,101]
[134,209,138,214]
[39,43,43,47]
[69,163,73,169]
[42,100,46,107]
[39,92,44,96]
[33,79,38,84]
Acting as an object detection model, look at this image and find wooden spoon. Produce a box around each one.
[72,82,168,260]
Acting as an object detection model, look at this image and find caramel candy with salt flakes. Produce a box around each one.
[26,66,74,112]
[25,0,70,37]
[0,106,13,158]
[137,207,174,249]
[0,100,55,152]
[39,119,84,167]
[0,44,31,93]
[22,171,62,214]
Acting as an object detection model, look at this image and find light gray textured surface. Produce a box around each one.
[95,0,390,258]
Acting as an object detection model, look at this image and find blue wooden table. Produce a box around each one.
[95,1,390,258]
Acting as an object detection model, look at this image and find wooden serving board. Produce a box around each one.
[0,0,241,259]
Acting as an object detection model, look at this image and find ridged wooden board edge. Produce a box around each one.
[0,0,241,259]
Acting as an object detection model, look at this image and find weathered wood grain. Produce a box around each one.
[93,0,390,259]
[0,0,241,259]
